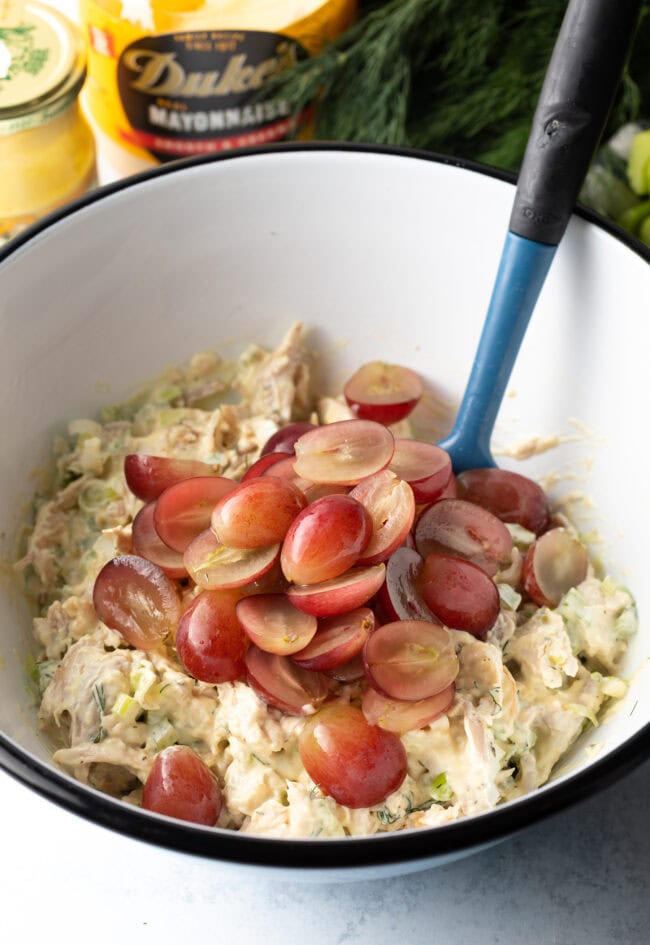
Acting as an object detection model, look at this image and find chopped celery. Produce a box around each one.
[505,523,536,550]
[614,606,638,641]
[596,675,627,699]
[566,703,598,728]
[151,383,183,405]
[26,655,59,693]
[430,772,454,803]
[498,583,522,611]
[78,480,120,513]
[640,215,650,247]
[618,199,650,237]
[557,587,590,651]
[627,129,650,195]
[148,718,178,751]
[112,693,142,724]
[130,660,160,706]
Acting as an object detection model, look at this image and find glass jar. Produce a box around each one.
[0,0,97,242]
[80,0,356,179]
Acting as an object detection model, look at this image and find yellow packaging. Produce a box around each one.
[0,0,96,241]
[80,0,356,173]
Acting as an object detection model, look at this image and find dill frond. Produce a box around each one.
[270,0,650,172]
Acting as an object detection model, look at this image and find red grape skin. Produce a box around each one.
[287,563,386,617]
[131,502,187,578]
[245,645,328,714]
[379,546,437,622]
[522,527,589,607]
[281,494,372,585]
[211,477,307,549]
[299,704,407,808]
[176,589,249,683]
[350,470,415,565]
[261,422,317,456]
[93,554,181,650]
[142,746,222,825]
[241,453,287,481]
[456,468,550,535]
[236,593,317,655]
[388,439,452,503]
[363,619,458,701]
[419,552,500,638]
[291,607,374,671]
[415,498,513,576]
[124,454,215,502]
[362,683,455,734]
[343,362,423,425]
[293,420,395,485]
[154,476,237,553]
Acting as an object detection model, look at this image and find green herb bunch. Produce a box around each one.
[272,0,650,172]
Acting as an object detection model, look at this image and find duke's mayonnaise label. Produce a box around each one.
[81,0,356,165]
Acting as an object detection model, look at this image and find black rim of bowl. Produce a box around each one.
[1,142,649,872]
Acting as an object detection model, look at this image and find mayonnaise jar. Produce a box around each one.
[0,0,97,242]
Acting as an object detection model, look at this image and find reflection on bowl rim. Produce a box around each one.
[1,143,649,873]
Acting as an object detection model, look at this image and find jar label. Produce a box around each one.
[116,29,309,161]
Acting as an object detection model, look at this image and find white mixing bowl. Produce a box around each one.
[0,145,648,878]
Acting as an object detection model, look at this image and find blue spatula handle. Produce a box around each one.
[437,235,556,470]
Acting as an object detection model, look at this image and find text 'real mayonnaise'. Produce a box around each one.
[80,0,356,177]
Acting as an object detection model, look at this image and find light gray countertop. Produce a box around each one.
[3,756,649,944]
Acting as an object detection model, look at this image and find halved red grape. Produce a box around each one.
[212,478,306,550]
[142,746,222,825]
[154,476,237,553]
[131,502,187,579]
[350,470,415,565]
[184,528,280,589]
[522,528,589,607]
[245,645,328,714]
[302,482,350,503]
[323,655,366,683]
[260,455,302,482]
[299,704,407,808]
[235,593,317,655]
[363,619,458,701]
[93,554,181,650]
[362,683,455,734]
[389,439,452,504]
[414,498,513,576]
[124,454,215,502]
[293,420,395,485]
[261,422,317,455]
[287,564,386,617]
[378,547,437,622]
[419,552,500,638]
[176,589,248,682]
[280,494,371,585]
[292,607,374,671]
[438,475,459,500]
[241,453,288,481]
[457,468,550,535]
[343,362,423,425]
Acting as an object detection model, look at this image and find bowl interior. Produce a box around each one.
[1,148,648,832]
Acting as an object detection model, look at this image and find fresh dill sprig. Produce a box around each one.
[269,0,650,172]
[90,682,107,742]
[92,682,106,715]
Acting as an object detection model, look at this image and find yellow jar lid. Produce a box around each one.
[0,0,86,132]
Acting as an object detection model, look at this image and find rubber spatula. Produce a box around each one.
[438,0,643,472]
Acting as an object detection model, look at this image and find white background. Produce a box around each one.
[3,2,650,941]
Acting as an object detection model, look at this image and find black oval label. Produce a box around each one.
[116,30,309,162]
